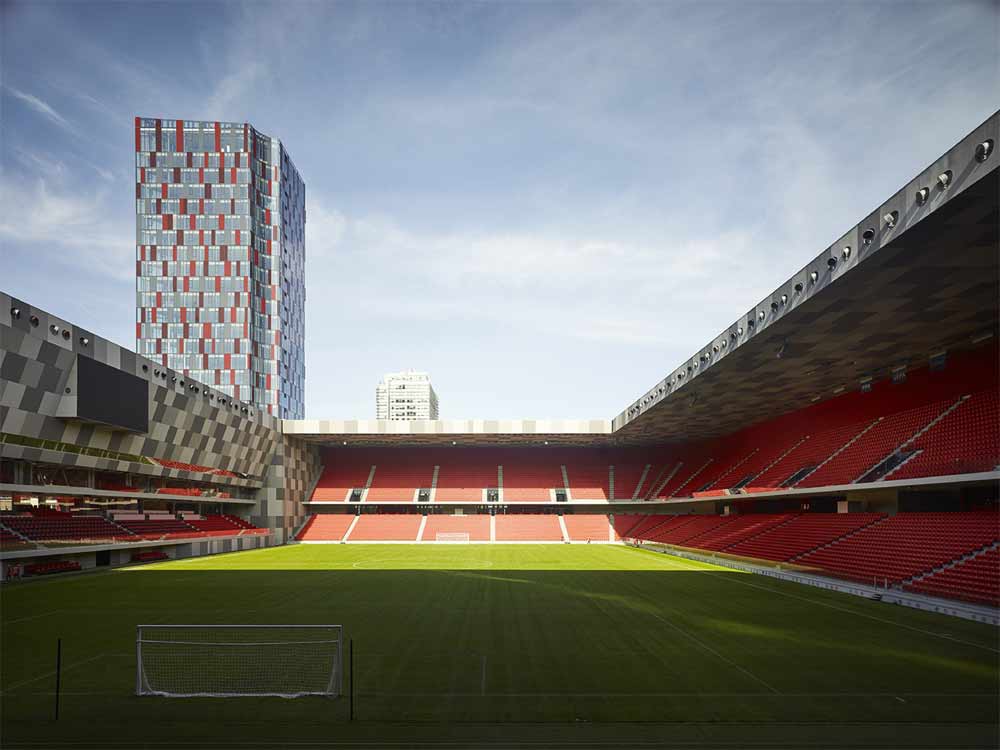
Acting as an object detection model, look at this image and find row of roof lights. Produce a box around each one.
[626,142,998,421]
[9,308,256,418]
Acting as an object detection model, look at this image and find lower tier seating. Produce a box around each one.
[296,514,356,541]
[563,514,612,542]
[422,514,491,542]
[348,514,422,542]
[494,514,563,542]
[131,550,170,563]
[904,547,1000,607]
[25,560,82,576]
[686,514,798,551]
[796,512,999,585]
[725,513,885,561]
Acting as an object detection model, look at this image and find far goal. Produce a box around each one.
[435,532,470,543]
[136,624,342,698]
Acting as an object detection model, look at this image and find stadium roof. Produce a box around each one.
[288,111,999,447]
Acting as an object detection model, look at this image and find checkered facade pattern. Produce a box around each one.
[135,117,305,420]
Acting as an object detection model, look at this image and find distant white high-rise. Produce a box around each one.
[376,371,440,420]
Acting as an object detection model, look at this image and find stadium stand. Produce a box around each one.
[24,560,81,576]
[563,514,613,542]
[366,452,435,502]
[564,462,609,500]
[650,515,731,544]
[684,513,798,551]
[435,455,499,501]
[494,514,564,541]
[905,546,1000,608]
[131,550,170,563]
[422,513,491,542]
[886,390,1000,480]
[348,514,422,542]
[500,450,564,502]
[1,513,134,542]
[611,461,648,500]
[313,454,375,502]
[296,514,356,542]
[724,513,885,561]
[795,512,999,585]
[113,516,196,536]
[182,514,258,533]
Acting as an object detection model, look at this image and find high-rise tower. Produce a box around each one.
[134,117,305,418]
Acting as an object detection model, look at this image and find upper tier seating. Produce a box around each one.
[904,546,1000,608]
[798,401,954,487]
[563,514,613,542]
[494,514,563,541]
[611,462,649,500]
[501,455,564,502]
[565,463,609,500]
[435,459,499,502]
[366,455,435,502]
[748,423,872,489]
[313,457,374,502]
[887,390,1000,480]
[296,514,356,542]
[348,514,422,542]
[2,514,134,542]
[724,513,885,562]
[422,514,491,542]
[796,512,1000,584]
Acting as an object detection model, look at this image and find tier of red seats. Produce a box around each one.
[422,514,491,542]
[649,515,731,544]
[887,390,1000,480]
[25,560,81,576]
[348,514,422,542]
[114,518,196,535]
[0,527,35,548]
[611,462,648,500]
[563,514,612,542]
[1,514,134,541]
[296,514,355,542]
[494,514,563,541]
[684,514,798,551]
[796,512,999,585]
[131,550,169,563]
[904,547,1000,607]
[435,459,498,502]
[183,514,252,532]
[366,453,435,502]
[564,463,609,500]
[724,513,885,562]
[312,455,374,502]
[798,400,954,487]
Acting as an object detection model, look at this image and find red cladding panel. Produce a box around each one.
[155,119,162,151]
[134,117,141,151]
[215,122,221,151]
[176,120,184,151]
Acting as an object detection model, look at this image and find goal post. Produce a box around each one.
[136,625,343,698]
[435,532,470,543]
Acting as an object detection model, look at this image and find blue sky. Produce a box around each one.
[1,1,997,420]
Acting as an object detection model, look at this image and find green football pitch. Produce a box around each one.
[2,544,997,749]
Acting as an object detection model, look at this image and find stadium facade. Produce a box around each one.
[135,117,306,420]
[1,110,997,614]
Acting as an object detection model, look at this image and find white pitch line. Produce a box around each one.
[4,609,66,625]
[4,652,108,692]
[710,571,1000,654]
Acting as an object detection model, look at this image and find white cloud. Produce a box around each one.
[4,86,73,132]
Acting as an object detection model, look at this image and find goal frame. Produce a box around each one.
[135,624,343,698]
[434,532,471,543]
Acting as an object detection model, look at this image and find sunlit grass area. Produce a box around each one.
[2,544,997,749]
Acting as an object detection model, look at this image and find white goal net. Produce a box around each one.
[435,532,470,543]
[136,625,342,698]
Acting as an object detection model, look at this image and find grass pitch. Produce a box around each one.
[2,544,998,749]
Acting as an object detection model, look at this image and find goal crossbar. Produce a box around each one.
[136,624,343,698]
